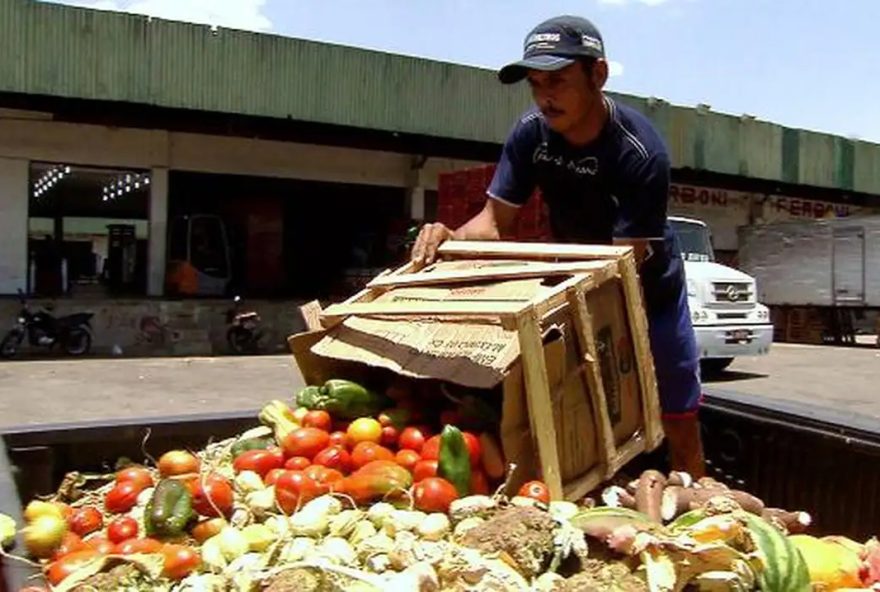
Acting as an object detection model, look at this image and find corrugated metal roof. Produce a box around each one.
[1,0,878,194]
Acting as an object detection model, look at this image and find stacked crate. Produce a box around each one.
[436,166,552,242]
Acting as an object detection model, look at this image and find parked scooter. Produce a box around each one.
[0,291,94,358]
[225,295,263,354]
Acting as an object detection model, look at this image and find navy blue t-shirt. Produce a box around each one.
[487,97,685,314]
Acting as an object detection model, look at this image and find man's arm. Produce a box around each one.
[412,117,537,266]
[412,199,519,266]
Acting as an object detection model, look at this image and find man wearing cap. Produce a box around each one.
[412,15,705,477]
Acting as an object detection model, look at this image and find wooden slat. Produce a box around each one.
[438,240,633,260]
[298,300,323,332]
[516,307,564,500]
[320,300,526,325]
[342,264,416,304]
[366,261,611,289]
[563,465,606,502]
[533,274,592,319]
[566,282,618,478]
[610,433,648,475]
[617,252,664,449]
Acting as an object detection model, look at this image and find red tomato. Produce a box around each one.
[264,468,286,486]
[105,481,141,514]
[461,432,482,467]
[47,550,100,586]
[190,473,234,518]
[398,427,428,453]
[274,471,321,514]
[380,426,399,448]
[470,469,490,495]
[84,535,115,555]
[313,446,353,474]
[302,410,332,431]
[304,465,344,489]
[157,450,200,477]
[328,431,348,448]
[284,456,311,471]
[115,466,154,492]
[282,427,330,460]
[351,442,394,469]
[68,506,103,537]
[420,435,442,460]
[413,477,459,513]
[518,480,551,504]
[114,537,163,556]
[413,459,439,482]
[233,448,285,477]
[162,544,201,580]
[190,518,224,544]
[107,516,139,544]
[395,449,421,472]
[52,532,86,561]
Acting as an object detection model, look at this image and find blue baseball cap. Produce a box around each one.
[499,15,606,84]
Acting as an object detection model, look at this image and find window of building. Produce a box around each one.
[27,163,150,297]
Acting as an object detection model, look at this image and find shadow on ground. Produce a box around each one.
[702,369,769,383]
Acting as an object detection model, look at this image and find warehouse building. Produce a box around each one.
[1,0,879,354]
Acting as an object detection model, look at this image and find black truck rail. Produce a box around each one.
[2,390,880,590]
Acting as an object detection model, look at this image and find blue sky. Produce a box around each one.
[51,0,880,143]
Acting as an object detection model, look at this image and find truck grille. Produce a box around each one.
[712,282,753,303]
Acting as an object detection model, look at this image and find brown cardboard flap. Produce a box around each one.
[310,316,521,389]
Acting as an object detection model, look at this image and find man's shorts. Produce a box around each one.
[647,282,702,417]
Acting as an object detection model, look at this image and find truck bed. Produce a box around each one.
[3,392,880,590]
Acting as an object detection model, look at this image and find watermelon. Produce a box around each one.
[740,512,811,592]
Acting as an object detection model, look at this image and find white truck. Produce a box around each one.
[669,216,773,373]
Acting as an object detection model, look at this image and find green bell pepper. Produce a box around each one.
[438,425,472,497]
[296,379,390,420]
[145,479,194,537]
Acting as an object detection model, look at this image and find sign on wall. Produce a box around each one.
[668,183,752,251]
[760,196,863,223]
[667,182,872,252]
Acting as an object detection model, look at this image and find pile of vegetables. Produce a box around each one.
[1,376,879,591]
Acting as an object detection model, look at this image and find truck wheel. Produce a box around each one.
[701,357,734,376]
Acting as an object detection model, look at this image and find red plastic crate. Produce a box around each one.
[437,166,552,241]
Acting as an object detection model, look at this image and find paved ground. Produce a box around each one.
[0,342,878,429]
[702,342,880,421]
[0,355,305,429]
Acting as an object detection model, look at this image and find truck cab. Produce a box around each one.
[670,216,773,373]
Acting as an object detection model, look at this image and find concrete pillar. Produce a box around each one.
[408,186,426,220]
[406,156,428,221]
[0,158,29,295]
[147,167,169,296]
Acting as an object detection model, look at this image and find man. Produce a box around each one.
[412,15,705,477]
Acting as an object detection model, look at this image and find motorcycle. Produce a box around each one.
[225,295,263,354]
[1,291,94,358]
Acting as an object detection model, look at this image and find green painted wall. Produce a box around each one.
[1,0,877,194]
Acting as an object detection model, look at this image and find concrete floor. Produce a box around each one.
[0,342,878,430]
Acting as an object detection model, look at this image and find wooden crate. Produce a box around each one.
[289,241,663,501]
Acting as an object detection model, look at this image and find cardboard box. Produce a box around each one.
[288,241,663,501]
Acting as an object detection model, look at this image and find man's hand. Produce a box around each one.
[411,222,455,267]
